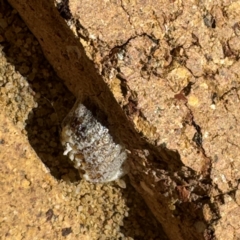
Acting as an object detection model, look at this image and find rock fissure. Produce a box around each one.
[6,0,240,239]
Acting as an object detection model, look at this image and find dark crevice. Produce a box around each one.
[120,0,134,29]
[203,13,216,28]
[56,0,71,20]
[192,122,203,148]
[182,81,194,96]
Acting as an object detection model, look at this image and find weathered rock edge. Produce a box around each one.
[7,1,240,239]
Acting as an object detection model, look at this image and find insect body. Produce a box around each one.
[61,100,127,183]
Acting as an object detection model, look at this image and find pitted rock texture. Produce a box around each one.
[67,1,239,182]
[7,0,240,239]
[0,3,167,239]
[68,1,240,184]
[66,2,240,239]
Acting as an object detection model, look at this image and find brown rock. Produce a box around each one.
[7,0,240,239]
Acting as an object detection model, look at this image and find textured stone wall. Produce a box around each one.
[7,0,240,239]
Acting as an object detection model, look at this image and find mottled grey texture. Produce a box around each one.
[61,100,127,182]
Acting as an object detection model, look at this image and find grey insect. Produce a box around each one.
[61,99,127,183]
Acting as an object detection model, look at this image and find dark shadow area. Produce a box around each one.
[1,1,78,181]
[119,176,169,240]
[24,86,78,181]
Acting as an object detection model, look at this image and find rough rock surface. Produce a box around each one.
[6,0,240,239]
[0,2,167,239]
